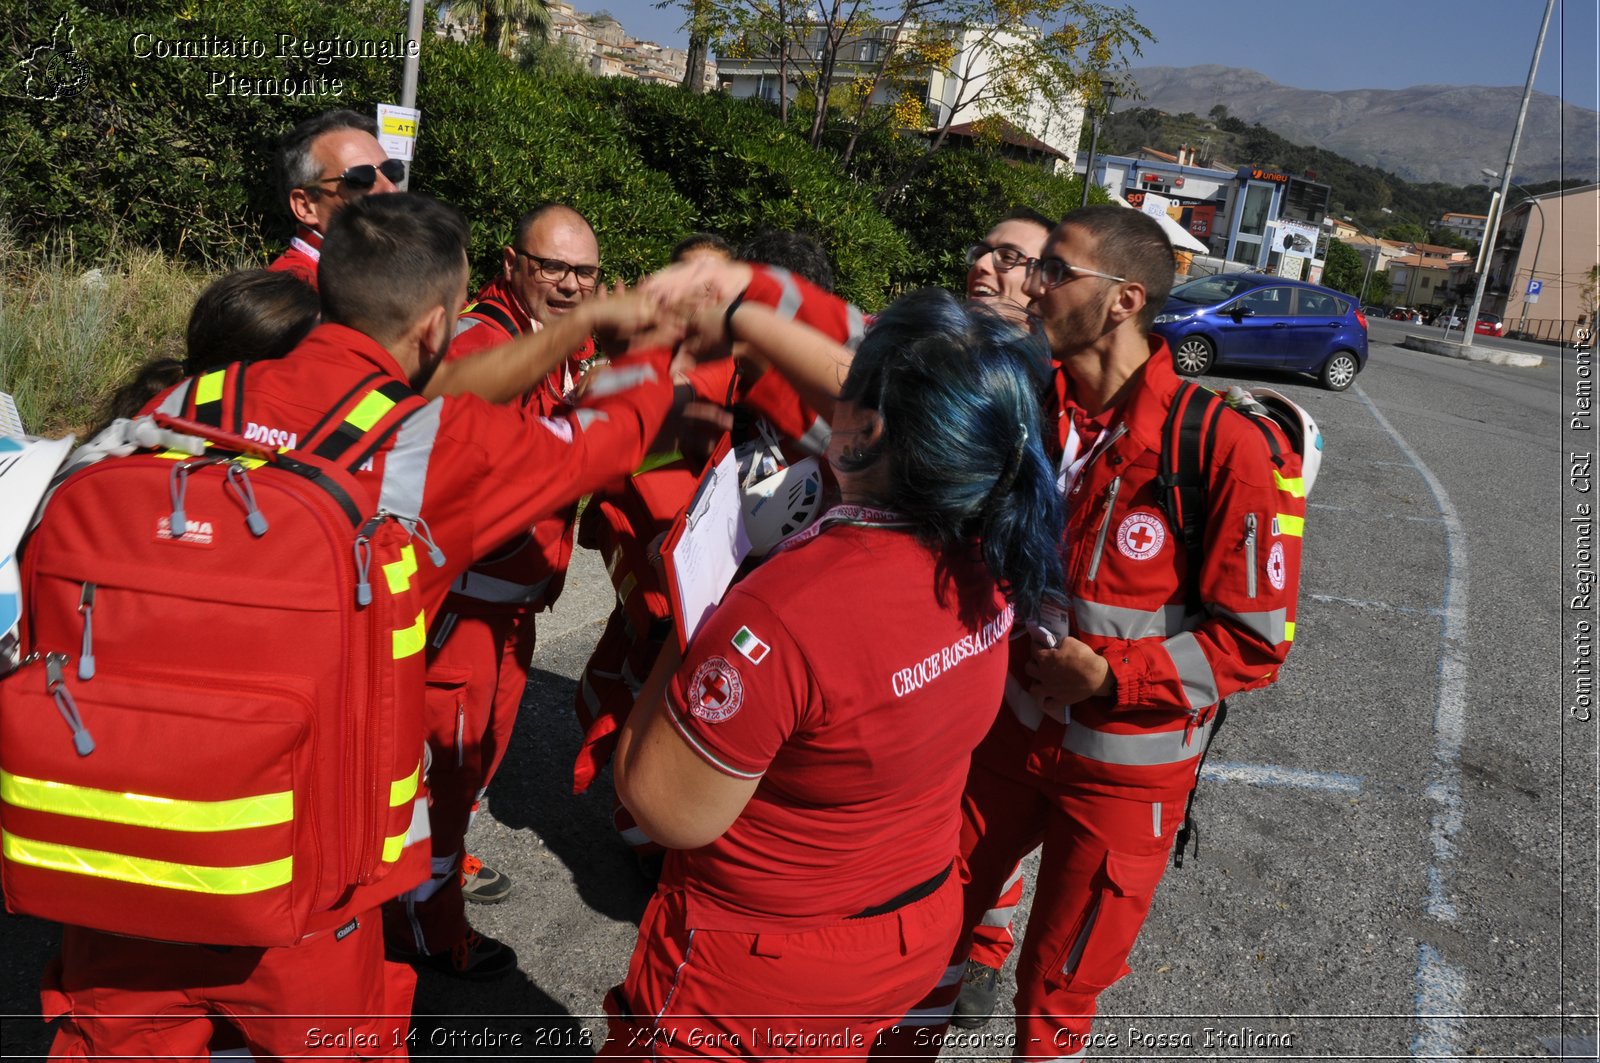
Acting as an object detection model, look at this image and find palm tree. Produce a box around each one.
[481,0,551,58]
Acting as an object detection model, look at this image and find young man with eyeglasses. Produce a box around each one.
[381,204,609,979]
[965,207,1054,327]
[888,206,1299,1059]
[268,109,404,290]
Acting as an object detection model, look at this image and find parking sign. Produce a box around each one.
[1526,278,1543,303]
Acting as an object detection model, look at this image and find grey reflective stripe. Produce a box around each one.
[1152,801,1162,837]
[980,905,1018,927]
[1072,597,1188,640]
[450,570,553,604]
[767,267,803,320]
[574,407,608,431]
[1061,894,1100,974]
[797,416,831,455]
[376,399,441,520]
[583,362,657,399]
[156,380,194,417]
[1215,604,1287,645]
[845,304,866,351]
[453,317,484,338]
[1163,630,1221,711]
[1063,715,1213,766]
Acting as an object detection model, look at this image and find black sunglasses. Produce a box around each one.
[303,158,406,194]
[966,243,1036,273]
[514,251,601,286]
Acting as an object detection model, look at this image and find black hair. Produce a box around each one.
[670,232,735,263]
[320,194,469,346]
[738,230,835,292]
[1059,205,1175,331]
[840,288,1064,619]
[276,108,378,209]
[998,206,1057,231]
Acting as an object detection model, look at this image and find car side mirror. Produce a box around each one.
[1230,306,1254,321]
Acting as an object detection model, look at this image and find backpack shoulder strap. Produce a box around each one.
[462,296,521,338]
[183,362,249,434]
[302,379,430,473]
[1157,382,1224,609]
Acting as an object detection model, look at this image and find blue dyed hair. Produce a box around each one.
[839,288,1064,619]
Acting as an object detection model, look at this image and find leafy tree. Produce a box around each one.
[480,0,551,58]
[1380,222,1427,245]
[1207,103,1227,123]
[1321,239,1366,298]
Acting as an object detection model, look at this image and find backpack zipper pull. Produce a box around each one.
[168,463,190,538]
[409,516,446,568]
[77,583,96,681]
[352,536,374,607]
[47,653,95,756]
[226,463,269,537]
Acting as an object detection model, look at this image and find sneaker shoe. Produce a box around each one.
[402,930,518,982]
[950,960,1001,1029]
[460,853,512,905]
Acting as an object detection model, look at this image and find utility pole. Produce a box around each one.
[1462,0,1556,349]
[397,0,425,191]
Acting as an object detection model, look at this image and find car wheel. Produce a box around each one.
[1172,336,1214,376]
[1320,351,1358,391]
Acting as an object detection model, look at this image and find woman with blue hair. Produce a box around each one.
[601,285,1065,1057]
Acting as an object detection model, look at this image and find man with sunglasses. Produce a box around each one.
[269,109,404,290]
[382,204,608,980]
[894,207,1299,1058]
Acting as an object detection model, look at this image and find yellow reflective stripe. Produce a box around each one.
[1276,513,1305,537]
[459,301,479,317]
[390,763,420,807]
[393,610,426,659]
[2,831,291,895]
[346,391,397,433]
[1285,621,1296,643]
[1,771,291,832]
[382,831,406,863]
[1273,470,1305,498]
[383,544,417,595]
[635,450,684,475]
[194,370,226,406]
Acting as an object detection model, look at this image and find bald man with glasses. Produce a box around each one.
[268,109,403,290]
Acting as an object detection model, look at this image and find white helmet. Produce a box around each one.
[742,456,824,556]
[1245,387,1323,496]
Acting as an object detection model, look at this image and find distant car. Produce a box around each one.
[1389,307,1412,320]
[1151,273,1369,391]
[1436,312,1464,329]
[1475,312,1504,337]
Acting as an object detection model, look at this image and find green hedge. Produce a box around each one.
[4,2,1088,310]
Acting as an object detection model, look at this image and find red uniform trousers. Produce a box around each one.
[963,713,1186,1062]
[43,915,415,1061]
[600,874,962,1061]
[384,607,536,955]
[967,858,1028,970]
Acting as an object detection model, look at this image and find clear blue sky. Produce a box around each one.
[615,0,1599,113]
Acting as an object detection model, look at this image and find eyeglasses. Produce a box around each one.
[1025,257,1127,288]
[966,243,1036,273]
[514,251,600,286]
[302,159,406,194]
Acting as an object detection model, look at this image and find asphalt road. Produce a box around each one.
[2,329,1595,1060]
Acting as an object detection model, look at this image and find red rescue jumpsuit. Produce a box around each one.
[44,323,676,1061]
[385,275,593,956]
[266,225,322,291]
[884,343,1302,1059]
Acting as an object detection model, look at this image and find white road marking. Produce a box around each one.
[1353,384,1471,1058]
[1202,761,1363,793]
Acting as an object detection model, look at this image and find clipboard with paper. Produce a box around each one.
[660,433,751,651]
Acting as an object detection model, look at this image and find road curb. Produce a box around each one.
[1399,333,1544,368]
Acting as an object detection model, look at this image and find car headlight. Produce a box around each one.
[1153,312,1187,324]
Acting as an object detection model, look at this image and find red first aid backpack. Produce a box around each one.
[0,364,439,946]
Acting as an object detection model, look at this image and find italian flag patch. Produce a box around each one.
[731,626,770,664]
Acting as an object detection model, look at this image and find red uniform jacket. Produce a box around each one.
[266,226,322,291]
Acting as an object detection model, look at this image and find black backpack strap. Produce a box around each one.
[305,379,430,472]
[184,362,248,434]
[462,297,521,338]
[1173,699,1227,869]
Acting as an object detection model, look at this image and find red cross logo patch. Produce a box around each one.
[1267,541,1287,591]
[1116,511,1166,561]
[688,656,744,723]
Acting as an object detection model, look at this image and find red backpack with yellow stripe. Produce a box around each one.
[0,363,436,946]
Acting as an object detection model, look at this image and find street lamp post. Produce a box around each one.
[1079,77,1119,210]
[1462,0,1557,350]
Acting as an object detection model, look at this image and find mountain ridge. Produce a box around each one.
[1128,64,1596,185]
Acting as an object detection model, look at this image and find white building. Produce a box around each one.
[1437,211,1489,242]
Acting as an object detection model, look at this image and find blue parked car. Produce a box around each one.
[1152,274,1369,391]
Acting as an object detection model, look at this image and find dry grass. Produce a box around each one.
[0,230,222,438]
